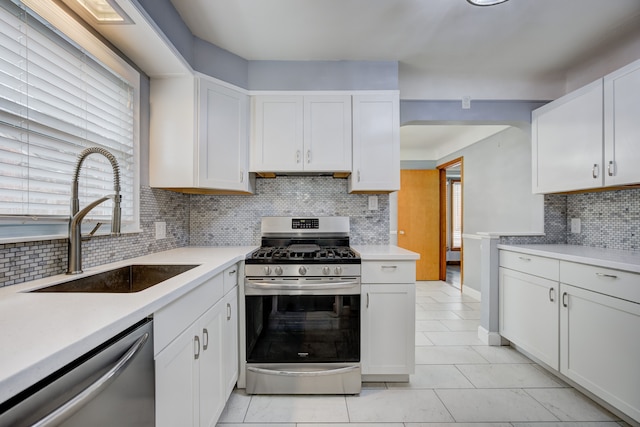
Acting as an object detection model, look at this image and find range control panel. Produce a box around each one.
[292,218,319,229]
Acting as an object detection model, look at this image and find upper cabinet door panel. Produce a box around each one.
[349,93,400,193]
[251,95,304,172]
[532,79,603,194]
[303,95,352,172]
[604,59,640,187]
[199,80,248,190]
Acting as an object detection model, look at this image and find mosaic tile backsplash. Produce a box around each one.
[501,189,640,251]
[190,176,390,246]
[0,187,189,287]
[1,179,638,287]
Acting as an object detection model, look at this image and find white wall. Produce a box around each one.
[439,126,544,292]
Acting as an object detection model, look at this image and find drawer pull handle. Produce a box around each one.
[228,270,236,275]
[595,272,618,279]
[592,163,599,179]
[381,265,398,270]
[607,160,615,177]
[518,256,531,262]
[194,335,200,360]
[549,287,555,302]
[562,292,568,308]
[202,328,209,351]
[366,293,370,308]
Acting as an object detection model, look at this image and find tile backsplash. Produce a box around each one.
[0,177,388,287]
[0,187,189,287]
[190,176,390,246]
[2,179,636,287]
[501,188,640,251]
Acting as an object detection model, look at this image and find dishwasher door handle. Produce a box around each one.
[31,332,150,427]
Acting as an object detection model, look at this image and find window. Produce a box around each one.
[450,179,462,249]
[0,0,139,242]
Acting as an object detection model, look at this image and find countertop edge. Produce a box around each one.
[351,245,420,261]
[497,244,640,274]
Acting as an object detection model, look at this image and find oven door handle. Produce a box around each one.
[247,365,359,377]
[245,280,359,291]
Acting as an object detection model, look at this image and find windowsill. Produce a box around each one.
[0,229,143,245]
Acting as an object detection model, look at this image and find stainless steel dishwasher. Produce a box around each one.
[0,318,154,427]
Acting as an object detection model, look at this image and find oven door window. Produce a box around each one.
[246,294,360,363]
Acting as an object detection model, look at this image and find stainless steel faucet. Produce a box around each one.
[67,147,122,274]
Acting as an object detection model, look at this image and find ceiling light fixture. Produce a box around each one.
[75,0,132,23]
[467,0,510,6]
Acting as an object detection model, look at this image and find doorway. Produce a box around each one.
[437,157,463,290]
[397,170,440,280]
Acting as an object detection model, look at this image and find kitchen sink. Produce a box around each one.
[31,264,200,293]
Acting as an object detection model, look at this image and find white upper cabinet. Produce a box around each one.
[532,80,603,194]
[532,58,640,194]
[250,94,352,173]
[150,75,254,194]
[349,93,400,193]
[604,58,640,186]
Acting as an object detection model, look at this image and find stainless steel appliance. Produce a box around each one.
[244,217,361,394]
[0,319,154,427]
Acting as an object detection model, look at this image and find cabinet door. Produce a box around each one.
[560,284,640,422]
[198,301,225,427]
[155,325,198,427]
[303,95,352,172]
[499,267,559,369]
[361,283,415,375]
[532,80,603,193]
[222,288,239,398]
[198,80,250,191]
[604,59,640,186]
[251,95,303,172]
[349,93,400,193]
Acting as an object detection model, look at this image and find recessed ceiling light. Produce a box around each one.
[467,0,510,6]
[76,0,132,23]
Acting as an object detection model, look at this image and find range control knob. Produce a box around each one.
[299,266,307,276]
[322,266,331,275]
[334,266,342,275]
[263,266,272,275]
[274,266,283,276]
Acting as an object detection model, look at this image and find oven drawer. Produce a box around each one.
[362,261,415,284]
[246,363,361,394]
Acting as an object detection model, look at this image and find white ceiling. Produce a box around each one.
[168,0,640,161]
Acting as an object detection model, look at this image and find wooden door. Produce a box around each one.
[397,170,440,280]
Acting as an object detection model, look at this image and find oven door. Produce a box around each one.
[244,277,361,394]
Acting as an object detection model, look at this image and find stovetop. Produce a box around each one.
[247,245,360,264]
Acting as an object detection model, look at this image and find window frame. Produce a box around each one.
[0,0,141,244]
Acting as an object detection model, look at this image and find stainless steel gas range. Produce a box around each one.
[244,217,362,394]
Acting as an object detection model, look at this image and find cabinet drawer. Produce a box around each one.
[362,261,415,284]
[223,264,238,294]
[154,273,224,355]
[560,261,640,304]
[500,250,559,281]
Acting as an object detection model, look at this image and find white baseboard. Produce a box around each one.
[478,326,509,346]
[462,285,481,301]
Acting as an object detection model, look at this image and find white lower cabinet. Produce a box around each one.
[499,249,640,423]
[222,288,239,398]
[499,267,559,369]
[361,283,415,376]
[560,283,640,422]
[155,266,239,427]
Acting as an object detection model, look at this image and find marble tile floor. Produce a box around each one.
[217,281,628,427]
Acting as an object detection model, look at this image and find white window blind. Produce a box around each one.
[451,180,462,249]
[0,0,136,228]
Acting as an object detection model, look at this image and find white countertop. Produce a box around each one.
[352,245,420,261]
[497,244,640,274]
[0,246,256,405]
